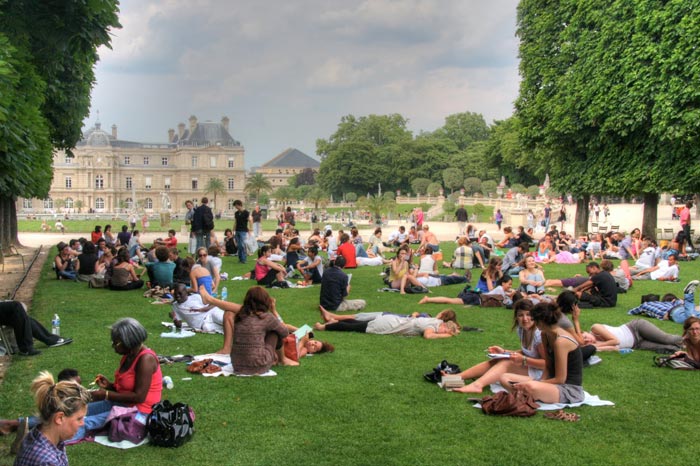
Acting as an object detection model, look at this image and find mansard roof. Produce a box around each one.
[176,121,241,147]
[262,148,320,168]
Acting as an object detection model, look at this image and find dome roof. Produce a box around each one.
[83,121,113,147]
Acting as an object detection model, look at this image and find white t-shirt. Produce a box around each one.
[172,294,224,333]
[650,260,679,280]
[634,247,657,269]
[602,324,635,349]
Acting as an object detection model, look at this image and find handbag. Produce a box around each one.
[424,360,461,383]
[654,354,700,370]
[244,234,258,255]
[146,400,195,447]
[479,390,540,417]
[108,411,147,444]
[480,294,504,307]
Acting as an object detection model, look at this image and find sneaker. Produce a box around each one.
[48,338,73,348]
[10,417,28,454]
[586,355,603,366]
[683,280,700,295]
[18,349,41,356]
[461,326,484,332]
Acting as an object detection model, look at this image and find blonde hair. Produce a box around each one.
[31,371,90,423]
[444,320,461,336]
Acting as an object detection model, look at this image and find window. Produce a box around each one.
[124,156,130,165]
[95,197,104,210]
[191,156,198,168]
[161,157,168,166]
[145,198,153,209]
[228,199,236,210]
[44,198,53,209]
[65,176,72,189]
[64,156,73,164]
[210,156,217,168]
[65,198,73,209]
[228,177,235,190]
[191,178,198,190]
[164,177,171,190]
[125,197,133,209]
[145,176,152,190]
[143,156,150,165]
[228,157,234,168]
[95,175,104,189]
[125,176,132,190]
[23,198,32,209]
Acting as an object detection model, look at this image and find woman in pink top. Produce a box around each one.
[69,318,162,443]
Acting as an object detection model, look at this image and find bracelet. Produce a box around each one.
[105,390,109,401]
[522,356,527,368]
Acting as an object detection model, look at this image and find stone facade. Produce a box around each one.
[17,116,246,215]
[253,147,320,188]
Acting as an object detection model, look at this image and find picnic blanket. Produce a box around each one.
[470,384,615,411]
[191,353,277,377]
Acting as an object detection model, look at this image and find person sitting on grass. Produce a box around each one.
[145,246,176,289]
[0,301,73,356]
[581,319,683,353]
[631,253,679,282]
[171,283,233,354]
[668,317,700,369]
[320,255,366,311]
[314,308,461,339]
[387,246,429,294]
[476,256,503,293]
[500,301,584,404]
[255,245,287,287]
[109,248,145,291]
[164,229,178,248]
[12,371,90,463]
[449,299,546,393]
[54,242,78,281]
[573,261,617,308]
[442,236,476,271]
[298,246,323,284]
[518,256,545,295]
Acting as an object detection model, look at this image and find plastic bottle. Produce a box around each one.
[51,314,61,336]
[162,375,174,389]
[619,348,633,354]
[221,287,228,301]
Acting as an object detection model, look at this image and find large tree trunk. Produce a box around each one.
[0,194,20,251]
[574,194,590,237]
[642,192,659,239]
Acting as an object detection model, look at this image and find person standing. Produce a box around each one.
[251,204,263,239]
[543,203,552,230]
[185,200,196,254]
[495,209,503,231]
[192,197,214,250]
[455,204,468,236]
[233,200,251,264]
[680,201,693,251]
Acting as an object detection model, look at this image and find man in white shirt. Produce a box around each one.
[384,226,408,247]
[171,283,233,353]
[632,254,679,282]
[629,239,659,274]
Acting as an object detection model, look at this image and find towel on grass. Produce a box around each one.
[471,384,614,411]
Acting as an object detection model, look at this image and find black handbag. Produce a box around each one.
[146,400,195,447]
[424,360,462,383]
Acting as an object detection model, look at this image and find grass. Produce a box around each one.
[1,240,698,465]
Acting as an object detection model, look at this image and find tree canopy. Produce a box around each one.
[0,0,120,249]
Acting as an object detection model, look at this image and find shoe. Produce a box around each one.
[586,355,603,366]
[48,338,73,348]
[461,326,483,332]
[10,417,28,454]
[683,280,700,295]
[18,349,41,356]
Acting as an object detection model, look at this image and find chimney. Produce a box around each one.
[221,116,230,132]
[189,115,198,132]
[168,128,175,142]
[178,123,186,139]
[111,124,118,139]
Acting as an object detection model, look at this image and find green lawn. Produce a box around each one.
[0,242,697,465]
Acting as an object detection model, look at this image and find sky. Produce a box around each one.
[86,0,521,168]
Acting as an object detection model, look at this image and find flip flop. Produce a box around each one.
[543,410,580,422]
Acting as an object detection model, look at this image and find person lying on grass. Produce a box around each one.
[417,275,515,307]
[449,299,545,393]
[581,320,683,353]
[501,302,584,404]
[314,307,460,339]
[667,317,700,369]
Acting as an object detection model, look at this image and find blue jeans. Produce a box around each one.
[356,244,369,258]
[253,222,261,239]
[69,399,114,442]
[670,292,700,323]
[235,231,248,263]
[195,230,211,250]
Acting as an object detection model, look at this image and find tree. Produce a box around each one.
[74,199,84,213]
[295,168,316,187]
[357,194,395,224]
[305,187,329,210]
[411,178,431,196]
[427,182,442,197]
[273,186,295,206]
[527,185,540,199]
[205,177,225,210]
[511,183,526,194]
[53,198,66,213]
[317,114,413,196]
[481,180,498,198]
[433,112,490,151]
[0,1,120,250]
[442,168,463,194]
[516,0,700,237]
[244,173,272,202]
[464,177,482,195]
[345,192,357,203]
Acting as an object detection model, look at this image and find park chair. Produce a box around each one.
[0,245,25,273]
[610,225,620,233]
[663,228,675,240]
[598,225,608,235]
[590,222,599,233]
[655,228,663,240]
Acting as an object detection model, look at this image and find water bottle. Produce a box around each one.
[51,314,61,336]
[221,287,228,301]
[619,348,633,354]
[162,376,174,389]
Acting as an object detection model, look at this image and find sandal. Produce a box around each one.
[543,410,580,422]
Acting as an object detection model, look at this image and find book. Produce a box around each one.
[440,374,465,390]
[487,353,511,359]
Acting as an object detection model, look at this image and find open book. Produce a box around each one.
[487,353,511,359]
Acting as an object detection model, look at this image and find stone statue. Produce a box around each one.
[160,191,171,211]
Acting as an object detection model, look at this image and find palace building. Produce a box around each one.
[252,147,320,188]
[17,115,246,215]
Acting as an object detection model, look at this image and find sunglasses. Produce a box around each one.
[198,254,207,257]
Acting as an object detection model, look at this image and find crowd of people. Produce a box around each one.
[5,199,700,464]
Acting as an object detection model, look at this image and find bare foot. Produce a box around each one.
[400,291,406,295]
[279,356,299,367]
[451,383,483,394]
[318,305,332,323]
[313,322,326,331]
[419,296,430,304]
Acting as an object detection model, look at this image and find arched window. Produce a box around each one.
[65,198,74,209]
[44,198,53,209]
[95,197,105,210]
[145,198,153,209]
[125,197,133,209]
